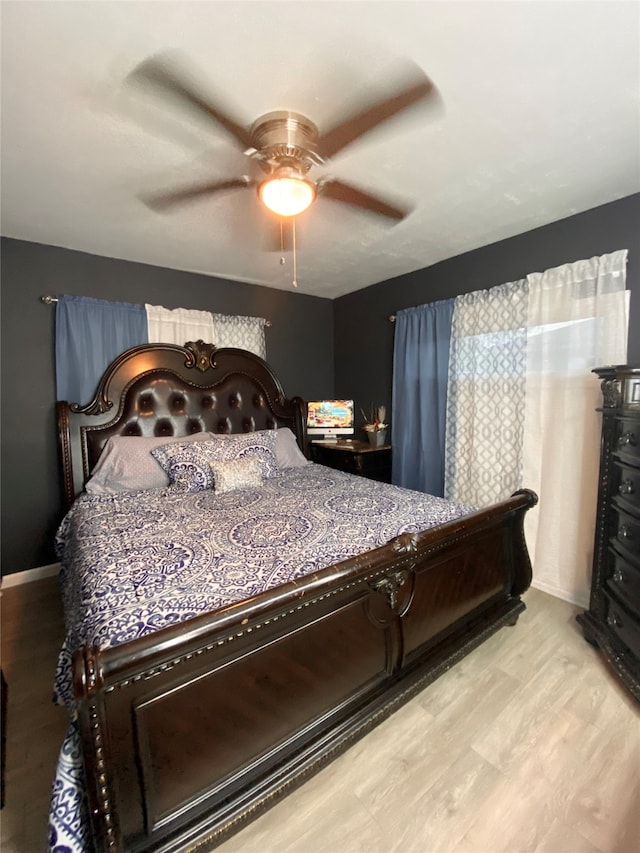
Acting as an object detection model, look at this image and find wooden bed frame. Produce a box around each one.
[57,340,537,853]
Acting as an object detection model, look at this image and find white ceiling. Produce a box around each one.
[1,1,639,299]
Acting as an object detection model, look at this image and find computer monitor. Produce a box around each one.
[306,400,355,441]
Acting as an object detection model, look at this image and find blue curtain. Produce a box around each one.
[392,299,455,495]
[55,295,148,404]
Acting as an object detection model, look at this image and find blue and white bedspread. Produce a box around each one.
[49,464,472,851]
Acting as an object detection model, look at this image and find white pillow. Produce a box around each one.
[85,433,216,494]
[274,427,308,469]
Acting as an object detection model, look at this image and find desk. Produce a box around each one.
[310,440,392,483]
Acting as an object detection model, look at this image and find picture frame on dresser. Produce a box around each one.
[577,365,640,702]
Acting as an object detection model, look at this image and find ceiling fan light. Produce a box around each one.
[259,175,315,217]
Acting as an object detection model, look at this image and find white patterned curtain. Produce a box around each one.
[522,250,629,605]
[212,313,267,360]
[444,279,528,506]
[145,304,215,345]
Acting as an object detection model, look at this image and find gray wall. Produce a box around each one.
[334,194,640,438]
[0,238,334,575]
[3,193,638,574]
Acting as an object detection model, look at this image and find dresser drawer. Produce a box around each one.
[604,591,640,658]
[614,416,640,468]
[613,461,640,516]
[607,546,640,614]
[612,506,640,559]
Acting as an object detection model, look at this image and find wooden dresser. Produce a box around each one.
[577,366,640,701]
[310,439,392,483]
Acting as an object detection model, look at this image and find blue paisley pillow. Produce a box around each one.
[152,431,279,493]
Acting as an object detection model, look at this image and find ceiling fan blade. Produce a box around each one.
[141,177,254,212]
[319,179,410,221]
[126,55,253,150]
[317,67,440,160]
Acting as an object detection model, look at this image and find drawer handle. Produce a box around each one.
[617,431,637,448]
[619,479,635,496]
[607,612,623,629]
[612,568,626,584]
[618,524,633,541]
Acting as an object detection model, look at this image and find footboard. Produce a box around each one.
[74,490,536,852]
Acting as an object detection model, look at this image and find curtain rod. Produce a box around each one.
[40,296,272,326]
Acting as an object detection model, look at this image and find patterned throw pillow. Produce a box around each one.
[218,427,307,469]
[209,457,263,494]
[205,431,279,478]
[152,431,279,493]
[150,440,217,493]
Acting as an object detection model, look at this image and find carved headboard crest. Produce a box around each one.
[185,340,218,373]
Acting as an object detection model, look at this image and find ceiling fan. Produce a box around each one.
[126,54,442,225]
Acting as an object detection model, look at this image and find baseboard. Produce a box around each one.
[1,563,61,588]
[530,578,589,610]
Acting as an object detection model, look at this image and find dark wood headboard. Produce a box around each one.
[57,340,308,507]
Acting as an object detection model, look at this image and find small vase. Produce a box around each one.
[367,429,387,447]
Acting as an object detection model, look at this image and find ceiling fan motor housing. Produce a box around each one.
[249,111,322,174]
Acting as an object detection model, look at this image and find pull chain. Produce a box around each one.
[292,217,298,288]
[276,217,298,288]
[279,219,286,266]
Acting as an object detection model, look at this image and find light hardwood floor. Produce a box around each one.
[1,578,638,853]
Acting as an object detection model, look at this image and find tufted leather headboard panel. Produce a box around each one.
[57,341,308,507]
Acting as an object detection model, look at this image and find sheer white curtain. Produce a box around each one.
[145,304,215,345]
[522,250,629,606]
